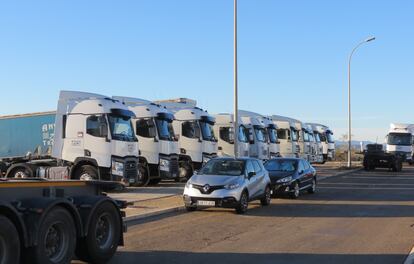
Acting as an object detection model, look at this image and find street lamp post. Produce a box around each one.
[347,36,375,168]
[233,0,239,158]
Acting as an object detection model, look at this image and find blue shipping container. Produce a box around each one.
[0,112,56,158]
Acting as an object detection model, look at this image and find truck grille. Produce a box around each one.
[125,159,138,180]
[170,156,179,174]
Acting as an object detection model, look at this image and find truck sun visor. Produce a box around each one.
[111,108,136,118]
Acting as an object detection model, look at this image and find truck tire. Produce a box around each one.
[9,164,35,178]
[133,166,149,187]
[0,216,21,264]
[75,165,98,181]
[76,201,121,264]
[179,162,193,180]
[27,206,76,264]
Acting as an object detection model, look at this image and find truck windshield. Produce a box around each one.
[267,127,278,143]
[314,133,321,142]
[108,114,136,142]
[199,121,216,141]
[200,159,245,176]
[291,129,298,142]
[239,126,248,143]
[326,132,334,143]
[387,133,412,146]
[155,118,175,141]
[254,127,266,142]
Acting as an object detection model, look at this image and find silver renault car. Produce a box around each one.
[183,157,272,214]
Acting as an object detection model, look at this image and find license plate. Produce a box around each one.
[197,200,215,206]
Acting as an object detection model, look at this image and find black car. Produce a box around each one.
[264,158,317,198]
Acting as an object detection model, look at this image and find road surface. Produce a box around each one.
[110,167,414,264]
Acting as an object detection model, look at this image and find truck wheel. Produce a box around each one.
[27,207,76,264]
[0,216,21,264]
[75,165,98,181]
[76,201,121,264]
[9,165,35,178]
[133,166,149,187]
[179,163,193,180]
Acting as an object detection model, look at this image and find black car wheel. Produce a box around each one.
[236,191,249,214]
[290,181,300,199]
[260,186,271,206]
[185,206,197,212]
[308,178,316,194]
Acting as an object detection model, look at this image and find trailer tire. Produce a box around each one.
[76,202,121,264]
[0,216,21,264]
[75,165,98,181]
[27,206,76,264]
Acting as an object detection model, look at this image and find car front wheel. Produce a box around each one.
[308,178,316,194]
[236,191,249,214]
[260,186,271,206]
[290,181,300,199]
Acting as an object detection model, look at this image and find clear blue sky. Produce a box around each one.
[1,0,413,141]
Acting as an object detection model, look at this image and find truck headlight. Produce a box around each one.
[276,176,293,183]
[111,161,124,176]
[225,183,240,190]
[159,159,170,172]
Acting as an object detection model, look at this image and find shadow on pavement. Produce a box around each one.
[109,251,405,264]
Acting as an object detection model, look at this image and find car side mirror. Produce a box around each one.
[299,170,304,175]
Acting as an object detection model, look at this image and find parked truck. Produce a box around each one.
[155,98,217,179]
[270,115,299,158]
[240,114,269,160]
[0,179,126,263]
[309,123,335,162]
[0,91,139,184]
[306,123,324,163]
[385,123,414,164]
[113,96,180,185]
[214,113,250,158]
[239,110,280,159]
[291,118,312,161]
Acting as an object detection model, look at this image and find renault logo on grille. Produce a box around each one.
[203,184,210,193]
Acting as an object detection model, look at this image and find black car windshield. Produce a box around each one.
[108,114,136,142]
[155,118,174,141]
[267,128,278,143]
[265,160,297,172]
[199,121,216,141]
[387,133,412,146]
[200,160,245,176]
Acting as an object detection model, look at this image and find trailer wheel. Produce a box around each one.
[75,165,98,181]
[27,206,76,264]
[0,216,21,264]
[76,202,121,264]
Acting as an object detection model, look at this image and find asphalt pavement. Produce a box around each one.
[109,166,414,264]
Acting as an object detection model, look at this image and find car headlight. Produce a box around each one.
[276,176,293,183]
[185,181,193,189]
[159,159,170,171]
[111,161,124,176]
[225,183,240,190]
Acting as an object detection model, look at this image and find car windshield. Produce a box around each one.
[199,160,245,176]
[387,133,412,146]
[254,127,266,142]
[155,117,175,141]
[265,159,297,172]
[199,121,216,141]
[108,114,136,142]
[267,127,278,143]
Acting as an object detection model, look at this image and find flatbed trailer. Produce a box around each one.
[363,144,403,172]
[0,179,126,264]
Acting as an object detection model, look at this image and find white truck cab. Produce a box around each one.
[53,91,139,183]
[155,98,218,179]
[306,123,324,163]
[309,123,335,162]
[385,123,414,163]
[271,115,300,158]
[214,113,250,158]
[291,119,311,161]
[240,115,269,160]
[113,96,179,186]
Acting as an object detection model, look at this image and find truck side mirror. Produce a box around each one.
[228,127,235,144]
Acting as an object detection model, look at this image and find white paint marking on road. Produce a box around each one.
[403,244,414,264]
